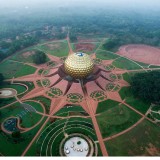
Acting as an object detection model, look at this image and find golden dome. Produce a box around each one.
[64,52,94,78]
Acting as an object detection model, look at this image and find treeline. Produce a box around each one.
[0,27,66,61]
[131,71,160,104]
[0,35,38,61]
[0,7,160,60]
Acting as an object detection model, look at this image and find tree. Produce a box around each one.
[32,51,47,64]
[0,73,4,85]
[131,71,160,104]
[69,32,77,42]
[12,131,21,138]
[102,38,120,51]
[0,41,11,49]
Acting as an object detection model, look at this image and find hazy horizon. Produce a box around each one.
[0,0,160,9]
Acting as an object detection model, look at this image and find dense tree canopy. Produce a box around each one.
[0,6,160,61]
[102,38,120,51]
[0,73,4,85]
[131,71,160,104]
[69,32,77,42]
[12,131,21,138]
[32,51,47,64]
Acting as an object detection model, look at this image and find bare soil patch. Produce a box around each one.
[22,51,35,58]
[117,44,160,65]
[145,143,160,156]
[75,43,95,52]
[77,37,99,43]
[45,43,60,50]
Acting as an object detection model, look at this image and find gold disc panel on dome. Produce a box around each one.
[64,52,94,79]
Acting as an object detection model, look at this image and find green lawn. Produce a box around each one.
[0,60,36,79]
[10,47,35,63]
[26,117,97,156]
[122,73,132,83]
[36,40,69,57]
[97,104,141,138]
[96,50,119,60]
[113,57,142,70]
[0,100,46,156]
[119,87,150,114]
[0,101,43,128]
[0,83,27,94]
[54,105,88,116]
[96,99,120,114]
[17,81,35,99]
[14,65,36,78]
[31,96,51,114]
[0,98,16,108]
[0,117,46,156]
[105,119,160,156]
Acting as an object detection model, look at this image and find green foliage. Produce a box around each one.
[12,131,21,138]
[0,73,4,85]
[131,71,160,104]
[32,51,47,64]
[69,32,77,42]
[105,120,160,156]
[97,104,141,137]
[102,38,120,51]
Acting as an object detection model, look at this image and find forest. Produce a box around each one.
[131,71,160,104]
[0,5,160,61]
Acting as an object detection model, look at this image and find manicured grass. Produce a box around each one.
[0,101,43,128]
[10,47,35,63]
[31,96,51,114]
[105,119,160,156]
[36,40,69,57]
[97,143,103,156]
[55,105,88,116]
[26,117,97,156]
[96,99,119,114]
[11,48,50,64]
[0,98,16,108]
[0,83,27,94]
[119,87,150,114]
[122,72,132,83]
[97,104,141,138]
[17,81,35,99]
[149,65,160,69]
[134,61,149,69]
[0,60,36,79]
[96,50,119,60]
[113,57,142,70]
[14,65,36,78]
[0,117,46,156]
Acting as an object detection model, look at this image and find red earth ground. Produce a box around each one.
[75,43,95,52]
[117,44,160,65]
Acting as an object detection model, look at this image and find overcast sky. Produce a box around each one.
[0,0,160,8]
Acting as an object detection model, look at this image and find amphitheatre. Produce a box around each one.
[0,33,160,157]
